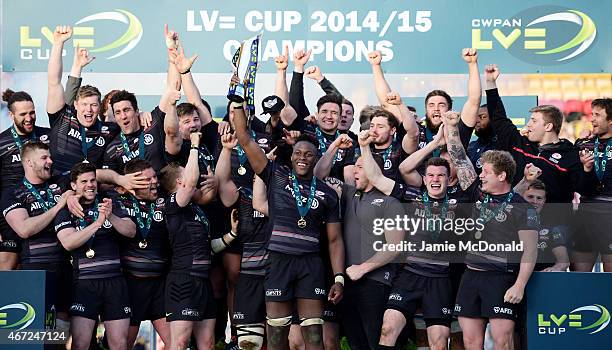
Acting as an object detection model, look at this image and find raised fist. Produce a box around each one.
[461,48,478,64]
[53,25,72,44]
[484,64,500,82]
[368,51,382,65]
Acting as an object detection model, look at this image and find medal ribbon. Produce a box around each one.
[129,195,155,241]
[290,170,317,221]
[78,197,100,252]
[315,127,341,165]
[422,191,448,240]
[10,126,37,151]
[191,203,210,232]
[478,191,514,224]
[425,127,440,157]
[236,130,256,169]
[22,178,56,212]
[594,137,612,181]
[79,122,101,162]
[119,130,145,161]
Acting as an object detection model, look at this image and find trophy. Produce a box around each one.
[227,33,263,115]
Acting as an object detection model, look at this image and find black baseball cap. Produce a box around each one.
[261,95,285,115]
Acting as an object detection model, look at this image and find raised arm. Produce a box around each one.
[65,46,95,104]
[443,111,477,190]
[460,48,482,128]
[358,131,396,195]
[173,43,213,126]
[368,51,402,120]
[398,126,446,187]
[274,45,290,103]
[305,65,344,99]
[159,25,181,114]
[288,49,312,119]
[387,91,419,154]
[47,25,72,114]
[513,163,542,196]
[175,132,201,207]
[313,134,353,180]
[216,132,239,207]
[232,103,268,174]
[252,175,269,216]
[163,87,183,156]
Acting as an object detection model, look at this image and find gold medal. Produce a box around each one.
[297,218,307,228]
[139,240,148,249]
[86,248,95,259]
[475,231,482,240]
[237,165,247,175]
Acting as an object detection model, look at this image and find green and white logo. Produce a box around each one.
[0,302,36,330]
[538,304,610,335]
[472,5,597,65]
[75,9,143,59]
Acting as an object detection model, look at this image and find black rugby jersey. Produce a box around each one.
[115,193,170,277]
[165,192,212,277]
[54,199,127,280]
[1,177,67,264]
[258,162,340,255]
[103,107,167,174]
[48,104,119,175]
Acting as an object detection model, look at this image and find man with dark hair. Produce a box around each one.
[112,159,172,347]
[103,88,182,174]
[0,89,51,269]
[232,100,344,350]
[55,162,136,350]
[443,111,539,350]
[303,63,357,140]
[315,132,405,350]
[467,104,498,174]
[368,49,480,158]
[574,97,612,272]
[1,141,72,332]
[357,127,470,350]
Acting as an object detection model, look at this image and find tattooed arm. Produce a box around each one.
[443,111,478,191]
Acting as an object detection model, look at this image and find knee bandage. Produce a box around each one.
[266,315,292,327]
[236,324,265,350]
[299,317,324,327]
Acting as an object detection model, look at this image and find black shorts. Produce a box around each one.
[454,269,519,321]
[126,275,166,325]
[572,206,612,255]
[386,269,453,327]
[0,224,21,253]
[70,276,132,321]
[165,272,216,321]
[233,273,266,324]
[264,252,326,302]
[22,262,72,314]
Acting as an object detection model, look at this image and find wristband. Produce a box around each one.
[230,101,243,109]
[229,230,238,238]
[180,69,191,75]
[334,273,345,287]
[191,145,199,150]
